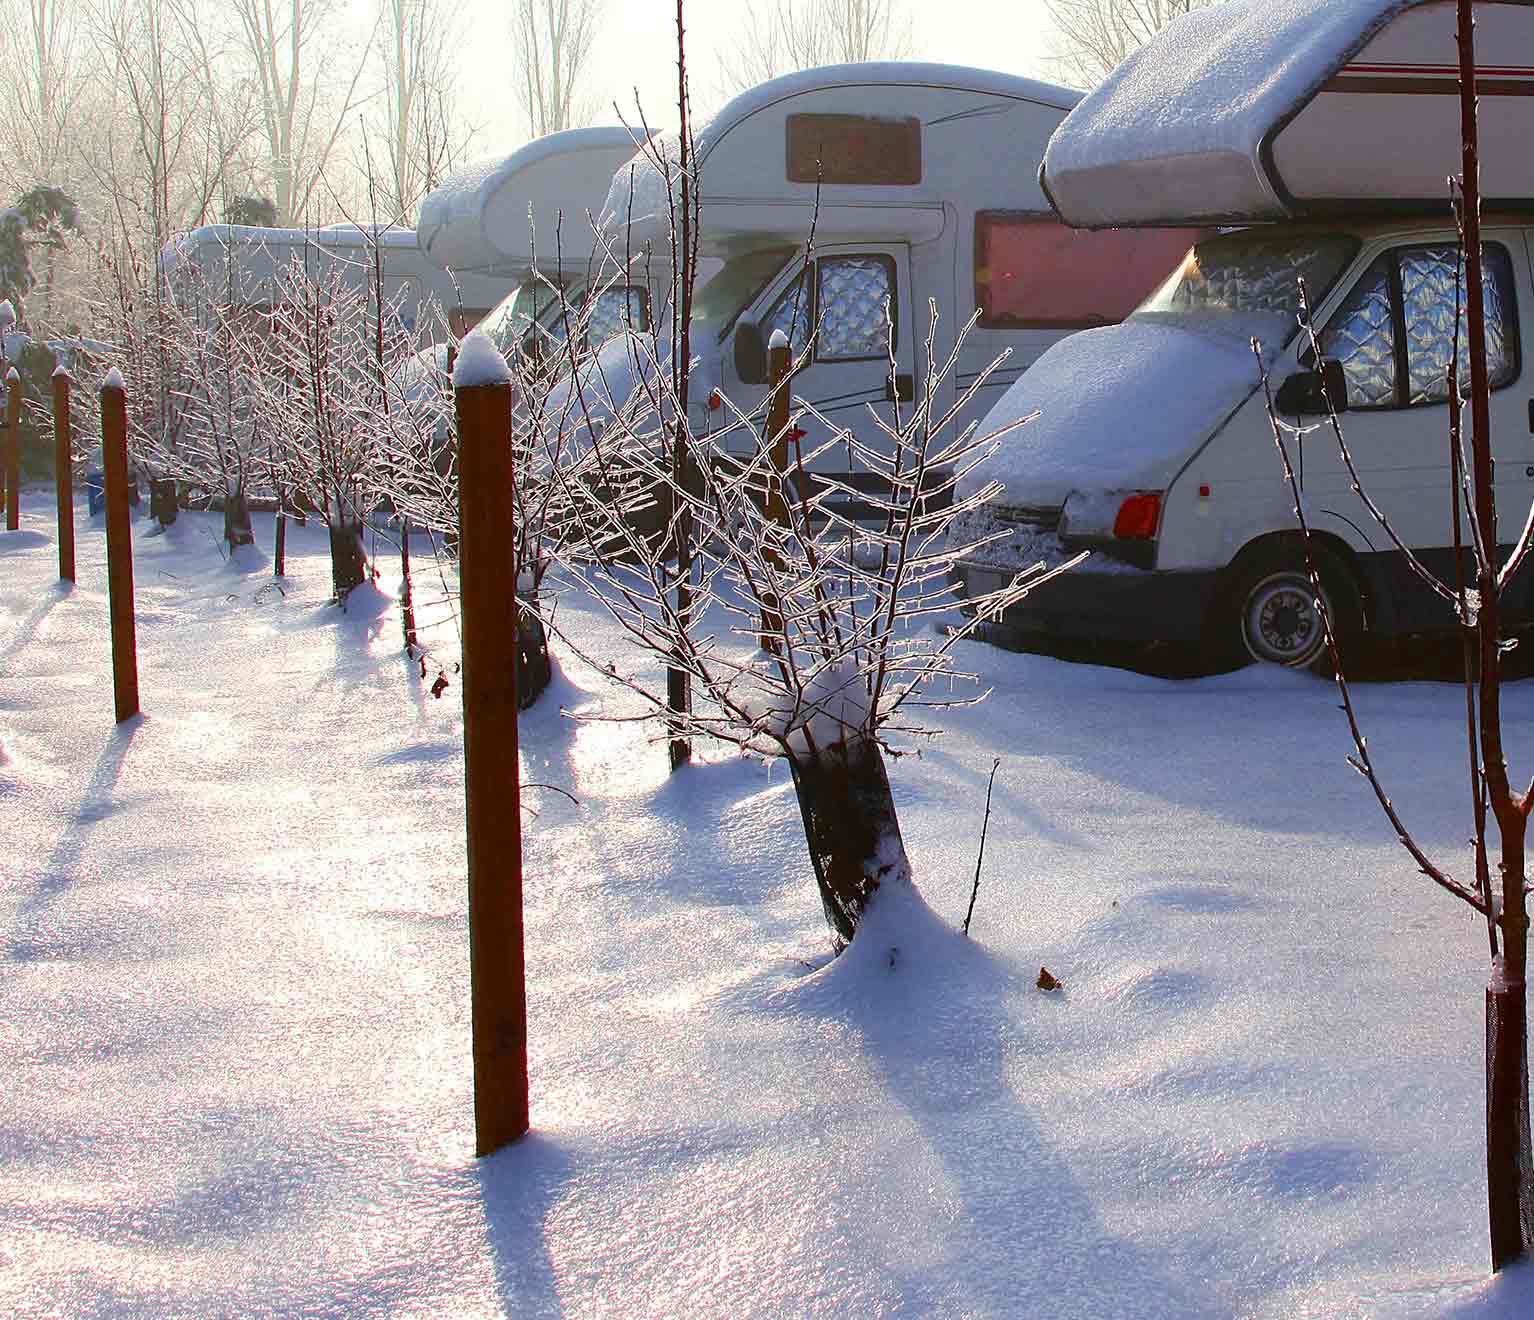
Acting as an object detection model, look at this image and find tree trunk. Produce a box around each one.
[788,736,912,946]
[148,476,177,526]
[329,518,368,597]
[1487,961,1534,1268]
[224,486,254,547]
[516,597,551,709]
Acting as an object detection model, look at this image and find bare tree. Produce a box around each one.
[0,0,95,195]
[512,0,604,138]
[1045,0,1216,87]
[370,0,465,219]
[227,0,374,223]
[716,0,913,97]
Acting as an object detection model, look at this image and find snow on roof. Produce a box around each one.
[1043,0,1417,227]
[608,62,1081,245]
[417,127,648,275]
[161,224,420,273]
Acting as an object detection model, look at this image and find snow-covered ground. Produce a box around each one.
[5,488,1534,1319]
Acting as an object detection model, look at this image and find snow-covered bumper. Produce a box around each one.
[951,509,1217,647]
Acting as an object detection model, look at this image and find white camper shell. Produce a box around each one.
[161,224,510,342]
[959,0,1534,668]
[417,127,654,346]
[593,63,1195,516]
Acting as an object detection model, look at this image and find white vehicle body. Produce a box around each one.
[417,127,655,344]
[160,224,510,342]
[595,62,1194,516]
[958,0,1534,665]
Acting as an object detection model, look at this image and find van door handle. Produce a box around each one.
[887,373,914,403]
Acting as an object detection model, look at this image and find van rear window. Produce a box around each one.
[975,213,1201,329]
[787,114,921,186]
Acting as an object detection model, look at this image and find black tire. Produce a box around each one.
[1217,542,1363,674]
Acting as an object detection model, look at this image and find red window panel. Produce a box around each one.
[975,213,1203,329]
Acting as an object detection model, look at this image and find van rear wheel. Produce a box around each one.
[1221,543,1361,674]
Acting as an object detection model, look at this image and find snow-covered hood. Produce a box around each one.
[963,314,1285,510]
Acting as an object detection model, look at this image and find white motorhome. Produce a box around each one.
[594,63,1195,517]
[957,0,1534,668]
[161,224,511,340]
[417,126,654,348]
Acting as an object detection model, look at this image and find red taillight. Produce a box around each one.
[1113,492,1162,540]
[708,388,722,411]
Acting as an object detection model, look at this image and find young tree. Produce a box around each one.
[1259,0,1533,1268]
[512,0,604,138]
[1045,0,1216,87]
[716,0,913,98]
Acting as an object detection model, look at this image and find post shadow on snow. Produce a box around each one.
[0,577,71,670]
[736,890,1229,1318]
[476,1134,573,1317]
[7,716,145,963]
[0,527,50,553]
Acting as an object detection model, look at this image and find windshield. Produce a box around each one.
[692,248,797,344]
[1134,232,1359,346]
[480,278,560,353]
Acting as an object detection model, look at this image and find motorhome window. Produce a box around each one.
[539,285,650,350]
[974,214,1202,328]
[764,270,813,358]
[786,115,921,186]
[1319,256,1396,409]
[692,248,797,344]
[1401,245,1516,404]
[1137,233,1358,344]
[816,256,896,360]
[1318,243,1517,409]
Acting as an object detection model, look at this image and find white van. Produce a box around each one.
[956,0,1534,667]
[417,127,655,349]
[161,223,511,342]
[596,63,1196,517]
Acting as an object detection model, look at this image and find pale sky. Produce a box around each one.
[456,0,1064,159]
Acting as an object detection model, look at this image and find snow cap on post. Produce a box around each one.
[103,367,126,392]
[0,300,14,331]
[452,330,512,389]
[769,329,789,351]
[5,366,17,384]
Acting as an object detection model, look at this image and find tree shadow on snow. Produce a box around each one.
[760,884,1228,1318]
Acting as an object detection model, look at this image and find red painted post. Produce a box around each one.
[455,369,528,1155]
[54,369,74,582]
[102,375,139,722]
[4,366,18,531]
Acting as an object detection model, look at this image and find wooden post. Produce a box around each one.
[54,369,74,582]
[400,516,418,653]
[455,371,528,1155]
[760,334,792,649]
[4,366,19,531]
[102,375,139,723]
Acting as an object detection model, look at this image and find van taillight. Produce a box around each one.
[1113,492,1161,540]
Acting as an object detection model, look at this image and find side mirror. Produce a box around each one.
[734,319,767,385]
[1276,357,1348,416]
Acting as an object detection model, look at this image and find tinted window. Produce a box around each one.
[975,214,1201,328]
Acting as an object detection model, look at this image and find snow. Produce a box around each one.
[451,330,511,388]
[8,488,1534,1316]
[102,366,125,391]
[959,315,1284,509]
[1043,0,1414,226]
[0,299,15,330]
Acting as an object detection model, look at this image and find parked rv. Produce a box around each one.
[160,223,511,340]
[584,63,1195,517]
[416,127,656,349]
[956,0,1534,668]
